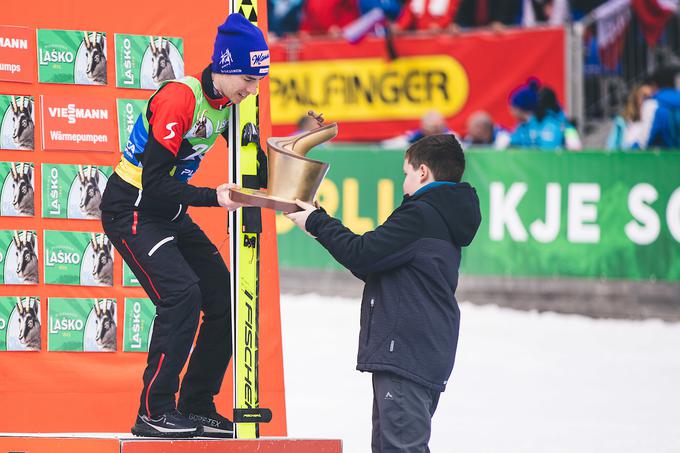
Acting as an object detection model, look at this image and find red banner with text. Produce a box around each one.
[270,28,565,141]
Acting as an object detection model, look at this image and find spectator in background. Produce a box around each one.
[507,78,540,141]
[299,0,360,37]
[268,0,303,38]
[639,66,680,149]
[450,0,521,32]
[606,83,652,150]
[393,0,459,32]
[511,86,582,150]
[521,0,571,26]
[463,110,511,149]
[381,110,454,148]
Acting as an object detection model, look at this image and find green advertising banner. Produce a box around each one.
[37,29,107,85]
[43,231,113,286]
[116,98,147,152]
[123,298,155,352]
[0,162,34,216]
[114,34,184,89]
[0,296,41,351]
[41,163,112,219]
[276,147,680,282]
[0,94,35,150]
[48,298,117,352]
[0,230,38,284]
[123,262,141,287]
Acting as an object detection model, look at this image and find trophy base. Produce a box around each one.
[230,188,303,212]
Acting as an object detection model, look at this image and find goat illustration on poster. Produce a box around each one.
[0,230,39,284]
[114,34,184,90]
[0,95,34,150]
[0,162,34,217]
[41,164,112,219]
[0,297,41,351]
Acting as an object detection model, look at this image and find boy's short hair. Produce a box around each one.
[404,134,465,182]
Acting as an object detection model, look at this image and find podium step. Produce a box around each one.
[0,434,342,452]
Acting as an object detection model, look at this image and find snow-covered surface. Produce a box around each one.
[281,294,680,453]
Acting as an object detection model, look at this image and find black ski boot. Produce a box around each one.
[131,410,204,438]
[183,411,234,438]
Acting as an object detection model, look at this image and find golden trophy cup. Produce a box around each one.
[230,112,338,212]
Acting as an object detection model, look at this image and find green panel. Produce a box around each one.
[0,95,35,150]
[37,29,107,85]
[116,98,147,152]
[122,298,155,352]
[114,34,184,89]
[123,261,141,287]
[41,164,112,219]
[276,146,680,281]
[43,231,113,286]
[48,298,116,352]
[0,162,35,216]
[0,230,38,284]
[0,296,41,351]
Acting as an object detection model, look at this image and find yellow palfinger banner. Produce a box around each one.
[270,55,469,123]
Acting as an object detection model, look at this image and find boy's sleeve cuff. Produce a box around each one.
[305,208,324,235]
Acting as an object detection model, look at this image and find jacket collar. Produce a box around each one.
[412,181,458,198]
[200,65,233,110]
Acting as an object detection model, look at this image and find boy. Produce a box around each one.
[100,13,268,438]
[286,134,481,452]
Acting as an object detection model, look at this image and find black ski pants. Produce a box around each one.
[371,371,441,453]
[102,210,231,417]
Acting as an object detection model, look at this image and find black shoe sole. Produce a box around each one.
[131,426,203,438]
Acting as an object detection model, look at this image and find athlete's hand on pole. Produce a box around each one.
[217,183,247,211]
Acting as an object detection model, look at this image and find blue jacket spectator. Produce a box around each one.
[639,66,680,149]
[510,87,582,150]
[640,88,680,149]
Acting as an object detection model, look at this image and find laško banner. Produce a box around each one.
[269,28,565,141]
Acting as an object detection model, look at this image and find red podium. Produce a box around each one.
[0,435,343,453]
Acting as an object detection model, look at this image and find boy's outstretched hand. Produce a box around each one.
[284,199,317,235]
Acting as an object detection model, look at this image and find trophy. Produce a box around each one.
[230,112,338,212]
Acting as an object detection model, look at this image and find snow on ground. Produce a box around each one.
[280,294,680,453]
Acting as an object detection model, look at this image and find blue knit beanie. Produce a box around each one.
[211,13,270,76]
[510,78,540,112]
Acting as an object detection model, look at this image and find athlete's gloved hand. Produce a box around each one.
[216,183,248,211]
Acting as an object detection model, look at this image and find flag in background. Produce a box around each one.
[632,0,678,46]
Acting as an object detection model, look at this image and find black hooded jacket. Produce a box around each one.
[306,182,481,392]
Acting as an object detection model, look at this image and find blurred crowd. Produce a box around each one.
[606,66,680,150]
[378,65,680,151]
[267,0,608,39]
[273,0,680,152]
[380,77,583,151]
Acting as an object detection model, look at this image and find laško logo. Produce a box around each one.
[47,104,109,125]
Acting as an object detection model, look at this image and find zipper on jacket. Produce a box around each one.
[365,298,375,345]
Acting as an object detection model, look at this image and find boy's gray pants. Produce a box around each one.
[371,371,441,453]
